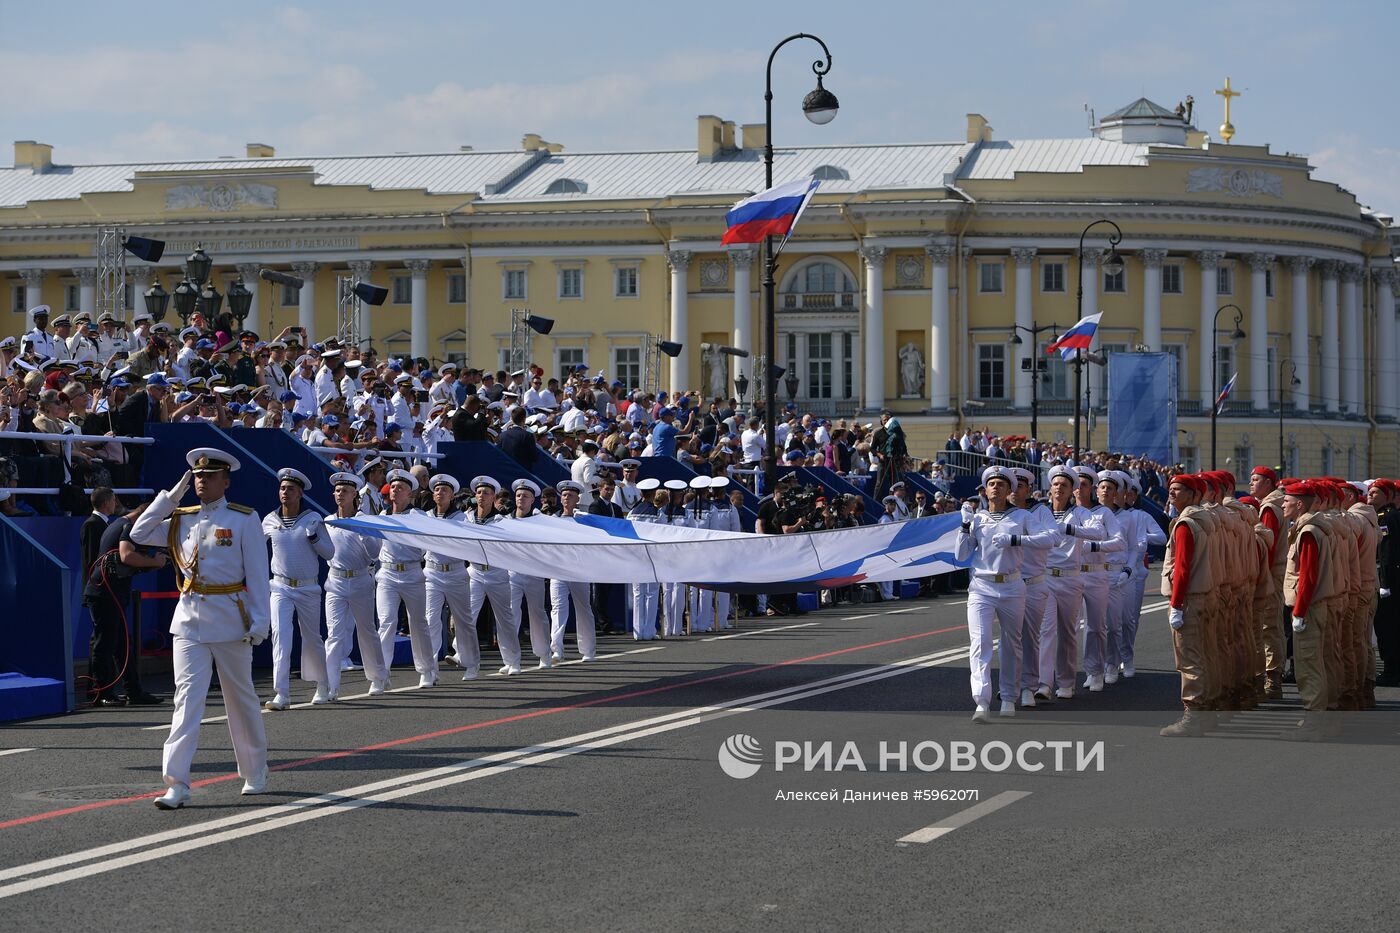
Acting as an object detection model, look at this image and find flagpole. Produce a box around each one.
[1073,219,1123,456]
[1210,303,1245,470]
[761,33,835,495]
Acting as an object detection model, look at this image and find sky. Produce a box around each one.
[3,0,1397,214]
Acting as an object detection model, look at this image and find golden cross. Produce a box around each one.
[1215,76,1240,143]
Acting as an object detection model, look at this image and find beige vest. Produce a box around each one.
[1259,490,1289,590]
[1348,503,1379,591]
[1161,507,1214,598]
[1283,512,1331,607]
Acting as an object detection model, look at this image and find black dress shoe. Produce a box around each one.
[126,692,164,706]
[92,697,125,708]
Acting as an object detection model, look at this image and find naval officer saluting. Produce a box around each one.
[130,448,271,809]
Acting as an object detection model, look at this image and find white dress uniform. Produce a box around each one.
[128,450,270,805]
[627,483,662,640]
[550,486,598,661]
[262,494,335,706]
[505,479,554,667]
[877,503,898,601]
[656,488,691,636]
[1039,490,1104,698]
[1081,476,1128,689]
[1118,485,1166,676]
[375,496,436,685]
[323,483,389,694]
[611,476,642,513]
[314,363,342,409]
[1016,497,1059,703]
[290,371,317,417]
[686,478,716,633]
[458,484,525,676]
[421,506,471,672]
[708,485,742,628]
[25,324,56,361]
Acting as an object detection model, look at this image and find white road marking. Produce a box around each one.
[884,607,917,615]
[896,791,1033,845]
[0,644,970,897]
[702,622,819,641]
[841,613,878,621]
[0,749,35,759]
[1139,601,1170,614]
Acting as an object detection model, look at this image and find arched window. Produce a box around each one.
[797,261,855,294]
[811,164,849,181]
[781,258,858,311]
[545,178,587,194]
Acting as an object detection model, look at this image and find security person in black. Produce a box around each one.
[82,502,165,707]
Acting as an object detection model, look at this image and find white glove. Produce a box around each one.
[1168,608,1184,629]
[242,631,266,647]
[1292,616,1306,633]
[1060,522,1075,536]
[169,469,193,502]
[960,503,976,525]
[305,518,320,541]
[1113,570,1131,589]
[990,533,1012,548]
[1381,588,1392,599]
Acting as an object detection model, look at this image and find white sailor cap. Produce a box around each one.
[709,475,731,490]
[1123,473,1141,493]
[1073,466,1098,484]
[29,304,51,318]
[890,480,905,491]
[688,475,712,490]
[277,467,311,489]
[470,475,502,494]
[663,479,688,491]
[132,310,153,324]
[637,477,661,491]
[1012,467,1035,487]
[394,373,413,384]
[980,465,1014,486]
[358,456,385,475]
[179,326,200,340]
[50,313,72,327]
[1096,470,1123,488]
[186,447,240,473]
[330,471,361,488]
[511,478,540,497]
[1046,465,1075,485]
[321,349,343,360]
[386,468,416,486]
[556,479,585,495]
[439,362,458,373]
[429,473,460,494]
[620,458,641,469]
[0,336,15,350]
[882,495,898,505]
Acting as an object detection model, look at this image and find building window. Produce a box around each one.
[391,275,412,305]
[1215,344,1235,398]
[807,332,832,399]
[1164,344,1187,400]
[10,282,24,314]
[1103,266,1126,293]
[799,262,854,293]
[384,331,411,359]
[65,283,80,312]
[841,333,852,399]
[1321,446,1333,475]
[281,283,299,307]
[1041,262,1065,293]
[559,267,583,300]
[1265,267,1274,298]
[1234,444,1253,470]
[503,268,526,300]
[614,266,638,298]
[1040,342,1071,400]
[1162,264,1183,294]
[978,262,1003,294]
[613,346,641,389]
[1347,447,1357,479]
[557,347,585,382]
[440,330,466,366]
[977,343,1006,399]
[1216,263,1234,295]
[447,273,466,304]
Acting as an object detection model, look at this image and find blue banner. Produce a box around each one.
[1107,352,1177,464]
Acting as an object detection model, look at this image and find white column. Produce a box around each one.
[74,267,97,318]
[1245,253,1273,411]
[1286,255,1313,410]
[235,263,261,335]
[1340,263,1362,413]
[1140,248,1167,351]
[1376,269,1397,420]
[20,268,45,325]
[348,260,374,353]
[666,249,692,392]
[1318,260,1340,414]
[1195,250,1224,407]
[1011,247,1036,410]
[291,262,319,343]
[1079,247,1103,405]
[729,248,755,360]
[926,243,952,410]
[406,260,431,359]
[128,267,152,324]
[861,245,887,410]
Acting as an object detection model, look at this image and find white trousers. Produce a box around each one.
[715,591,732,629]
[509,571,553,662]
[425,568,472,661]
[325,574,388,691]
[631,583,658,640]
[1040,574,1084,691]
[269,579,327,698]
[463,570,522,672]
[879,581,895,600]
[1019,578,1049,692]
[375,572,435,676]
[550,579,597,660]
[966,578,1026,708]
[688,586,714,633]
[1122,572,1149,668]
[661,582,686,636]
[1080,575,1112,676]
[163,636,267,788]
[1105,574,1129,669]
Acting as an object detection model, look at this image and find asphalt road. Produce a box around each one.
[2,587,1398,933]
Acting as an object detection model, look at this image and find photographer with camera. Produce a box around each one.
[754,473,816,617]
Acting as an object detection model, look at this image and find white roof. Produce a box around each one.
[0,136,1180,210]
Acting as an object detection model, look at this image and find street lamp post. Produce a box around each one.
[1010,320,1060,441]
[1210,303,1246,470]
[1279,358,1300,471]
[760,32,837,494]
[1072,220,1124,454]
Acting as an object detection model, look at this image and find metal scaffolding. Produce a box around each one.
[335,275,361,351]
[508,308,533,376]
[96,227,128,324]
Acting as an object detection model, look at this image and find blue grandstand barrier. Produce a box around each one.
[0,514,74,720]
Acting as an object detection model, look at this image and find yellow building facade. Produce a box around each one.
[2,100,1397,475]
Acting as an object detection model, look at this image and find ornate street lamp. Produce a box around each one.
[198,280,224,322]
[227,277,253,331]
[1072,219,1124,453]
[143,279,170,323]
[1210,303,1246,469]
[185,245,212,288]
[784,369,800,400]
[172,278,199,326]
[1278,358,1300,472]
[1011,320,1061,441]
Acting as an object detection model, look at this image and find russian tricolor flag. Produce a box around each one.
[721,177,820,245]
[1045,312,1103,361]
[1214,371,1238,414]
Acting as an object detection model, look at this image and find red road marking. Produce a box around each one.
[0,623,963,831]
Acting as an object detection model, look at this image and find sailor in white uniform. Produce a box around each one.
[507,478,555,669]
[1116,474,1166,677]
[1082,470,1128,691]
[261,468,335,710]
[421,474,470,679]
[707,477,741,628]
[686,476,717,633]
[375,468,436,688]
[611,459,643,511]
[1037,465,1104,701]
[656,479,691,636]
[459,476,525,676]
[549,480,598,661]
[627,478,663,640]
[322,472,390,697]
[130,448,271,809]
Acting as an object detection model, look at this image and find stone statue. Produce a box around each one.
[1185,95,1194,124]
[898,342,925,398]
[703,345,728,400]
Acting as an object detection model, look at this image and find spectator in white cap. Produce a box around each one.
[549,479,597,661]
[419,474,468,680]
[260,467,335,710]
[375,467,436,688]
[455,476,525,676]
[322,472,390,697]
[570,439,601,508]
[505,477,555,668]
[876,495,900,600]
[889,481,911,520]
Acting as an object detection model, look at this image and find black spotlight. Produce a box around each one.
[658,340,684,358]
[123,236,165,263]
[352,281,389,306]
[525,314,555,335]
[260,268,304,289]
